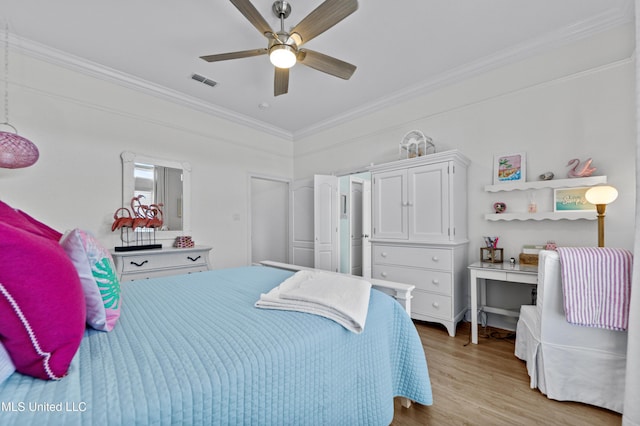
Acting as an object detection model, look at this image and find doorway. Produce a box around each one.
[249,175,289,265]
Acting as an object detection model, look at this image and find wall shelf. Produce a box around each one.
[484,175,606,221]
[484,176,607,192]
[485,212,597,221]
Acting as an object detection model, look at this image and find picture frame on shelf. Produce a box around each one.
[493,152,526,184]
[554,187,596,212]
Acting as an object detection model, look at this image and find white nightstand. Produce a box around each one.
[111,246,212,282]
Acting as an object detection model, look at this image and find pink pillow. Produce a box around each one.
[0,200,62,241]
[60,229,121,331]
[0,222,85,380]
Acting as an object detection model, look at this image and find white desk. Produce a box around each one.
[468,261,538,344]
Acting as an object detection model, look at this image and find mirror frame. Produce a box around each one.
[121,151,192,242]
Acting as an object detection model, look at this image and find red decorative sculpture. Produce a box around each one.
[111,196,164,232]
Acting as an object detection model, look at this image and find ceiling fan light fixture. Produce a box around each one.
[269,44,296,69]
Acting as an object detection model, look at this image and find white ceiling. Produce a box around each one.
[1,0,633,139]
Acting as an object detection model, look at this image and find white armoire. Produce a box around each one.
[369,150,469,336]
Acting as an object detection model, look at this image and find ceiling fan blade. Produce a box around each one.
[274,67,289,96]
[290,0,358,46]
[298,49,356,80]
[230,0,274,36]
[200,48,267,62]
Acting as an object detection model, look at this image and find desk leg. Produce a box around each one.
[470,269,478,344]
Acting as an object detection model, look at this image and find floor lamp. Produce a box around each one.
[585,185,618,247]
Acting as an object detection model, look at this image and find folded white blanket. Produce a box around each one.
[255,270,372,333]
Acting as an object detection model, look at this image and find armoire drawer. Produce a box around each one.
[412,291,452,320]
[372,265,452,296]
[373,245,451,271]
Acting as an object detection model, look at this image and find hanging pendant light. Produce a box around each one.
[0,23,38,169]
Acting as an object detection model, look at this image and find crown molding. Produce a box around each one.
[293,5,634,139]
[8,34,294,141]
[6,3,632,142]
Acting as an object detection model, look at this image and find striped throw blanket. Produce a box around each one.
[556,247,633,331]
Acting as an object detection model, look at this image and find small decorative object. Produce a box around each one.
[174,236,195,248]
[112,195,164,251]
[493,202,507,214]
[483,236,499,248]
[539,171,554,181]
[399,130,435,159]
[566,158,596,178]
[509,257,516,266]
[481,247,504,263]
[527,193,537,213]
[554,187,596,212]
[545,241,557,251]
[481,236,503,263]
[493,152,526,184]
[0,24,38,169]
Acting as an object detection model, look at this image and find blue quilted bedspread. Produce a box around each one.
[0,266,432,425]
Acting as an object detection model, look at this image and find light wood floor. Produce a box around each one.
[392,321,622,426]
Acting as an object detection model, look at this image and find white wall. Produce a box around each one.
[295,24,635,252]
[0,50,293,269]
[294,24,636,328]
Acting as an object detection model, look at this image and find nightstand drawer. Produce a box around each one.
[412,291,452,320]
[122,251,207,273]
[372,265,452,296]
[373,245,451,270]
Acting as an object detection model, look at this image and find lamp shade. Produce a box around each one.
[269,45,296,69]
[0,130,39,169]
[585,185,618,205]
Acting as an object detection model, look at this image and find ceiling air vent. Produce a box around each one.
[191,73,217,88]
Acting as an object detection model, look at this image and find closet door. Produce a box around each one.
[372,169,408,240]
[314,175,339,272]
[408,163,450,241]
[289,179,315,267]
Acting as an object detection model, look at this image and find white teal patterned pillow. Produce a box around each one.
[60,229,121,331]
[0,343,15,384]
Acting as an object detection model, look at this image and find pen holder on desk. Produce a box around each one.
[481,247,504,263]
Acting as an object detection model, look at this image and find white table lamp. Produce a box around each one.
[585,185,618,247]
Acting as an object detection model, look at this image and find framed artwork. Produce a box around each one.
[554,187,596,212]
[494,152,526,184]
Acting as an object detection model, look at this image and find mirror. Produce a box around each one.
[121,151,191,241]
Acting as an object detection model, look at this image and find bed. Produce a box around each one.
[0,264,432,425]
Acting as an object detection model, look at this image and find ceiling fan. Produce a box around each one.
[200,0,358,96]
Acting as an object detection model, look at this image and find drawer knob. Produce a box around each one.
[432,256,439,262]
[381,252,388,258]
[130,260,148,267]
[187,255,201,262]
[380,272,388,278]
[432,279,439,285]
[432,302,440,308]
